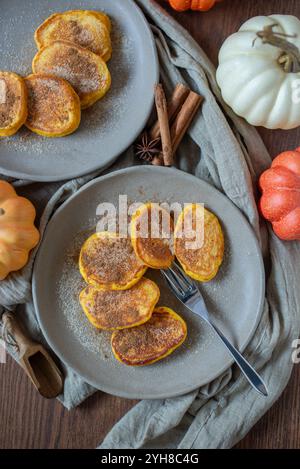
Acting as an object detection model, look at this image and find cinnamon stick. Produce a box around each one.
[154,84,173,166]
[149,83,190,140]
[171,91,203,156]
[152,155,164,166]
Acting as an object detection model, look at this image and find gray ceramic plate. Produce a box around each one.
[32,167,265,399]
[0,0,158,181]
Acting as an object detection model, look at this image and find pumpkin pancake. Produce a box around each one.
[174,204,224,282]
[79,278,160,331]
[90,11,112,34]
[34,10,112,61]
[111,306,187,366]
[131,203,174,269]
[32,40,111,108]
[79,232,147,290]
[0,72,27,137]
[24,74,81,137]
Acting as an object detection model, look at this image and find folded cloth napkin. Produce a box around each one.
[1,0,300,448]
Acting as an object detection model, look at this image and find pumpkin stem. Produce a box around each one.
[254,23,300,73]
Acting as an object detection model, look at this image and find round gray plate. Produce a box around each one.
[0,0,158,181]
[33,167,265,399]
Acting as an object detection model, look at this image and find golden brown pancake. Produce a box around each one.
[79,278,160,330]
[131,203,174,269]
[34,10,112,61]
[79,232,147,290]
[24,74,81,137]
[0,71,27,137]
[90,11,111,34]
[174,204,224,282]
[32,40,111,108]
[111,306,187,366]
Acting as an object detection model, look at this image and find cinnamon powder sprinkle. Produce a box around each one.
[50,19,94,51]
[81,234,145,285]
[175,209,224,274]
[25,76,72,131]
[135,205,174,262]
[0,78,21,127]
[112,312,185,365]
[82,279,155,329]
[37,43,101,96]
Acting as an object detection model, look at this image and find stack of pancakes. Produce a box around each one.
[79,203,224,366]
[0,10,112,138]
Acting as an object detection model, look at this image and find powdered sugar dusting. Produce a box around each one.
[56,229,114,361]
[1,18,135,160]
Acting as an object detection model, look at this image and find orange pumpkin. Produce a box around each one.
[168,0,222,11]
[259,148,300,241]
[0,181,40,280]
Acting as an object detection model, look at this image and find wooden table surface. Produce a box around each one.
[1,0,300,449]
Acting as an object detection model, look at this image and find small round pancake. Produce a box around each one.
[34,10,112,62]
[32,40,111,109]
[24,74,81,137]
[79,278,160,331]
[111,306,187,366]
[174,204,224,282]
[79,232,147,290]
[0,71,27,137]
[131,203,174,269]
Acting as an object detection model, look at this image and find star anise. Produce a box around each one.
[135,132,161,162]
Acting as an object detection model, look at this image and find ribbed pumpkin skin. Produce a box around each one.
[0,181,40,280]
[216,15,300,130]
[259,148,300,241]
[169,0,219,12]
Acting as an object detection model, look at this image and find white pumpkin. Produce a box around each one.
[216,15,300,129]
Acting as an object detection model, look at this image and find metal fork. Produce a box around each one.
[161,262,268,396]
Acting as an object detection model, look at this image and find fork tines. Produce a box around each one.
[162,262,196,298]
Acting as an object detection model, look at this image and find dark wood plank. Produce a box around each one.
[1,0,300,449]
[236,366,300,448]
[0,355,137,449]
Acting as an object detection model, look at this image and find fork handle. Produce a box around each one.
[210,322,268,396]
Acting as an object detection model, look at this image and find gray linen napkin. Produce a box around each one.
[1,0,300,447]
